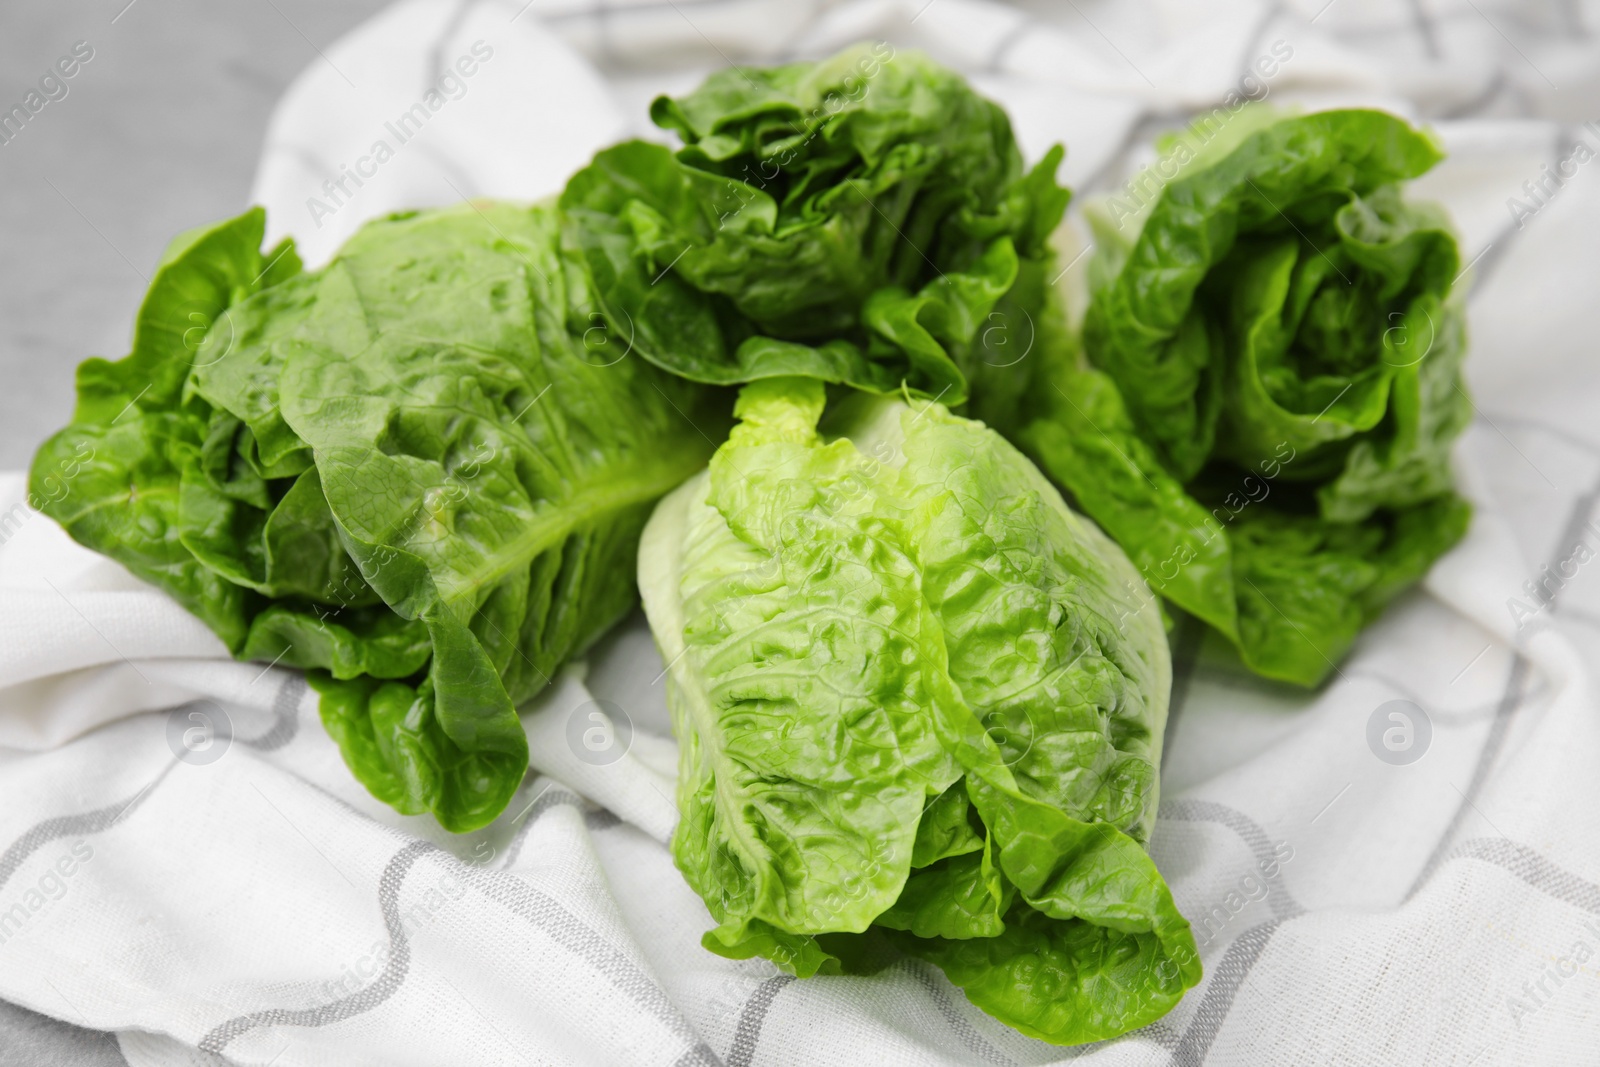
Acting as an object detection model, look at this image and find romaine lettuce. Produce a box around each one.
[558,43,1068,416]
[568,50,1470,689]
[1021,110,1472,685]
[640,377,1199,1044]
[31,204,727,830]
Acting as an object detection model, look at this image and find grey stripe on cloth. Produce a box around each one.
[297,771,621,874]
[1140,1019,1181,1049]
[1143,801,1300,1063]
[905,963,1017,1067]
[1167,921,1280,1067]
[489,784,582,872]
[1236,2,1284,76]
[1407,461,1600,898]
[1490,414,1600,460]
[1152,838,1600,1067]
[1406,656,1527,899]
[1159,798,1303,921]
[984,18,1033,73]
[425,0,476,89]
[1075,110,1177,197]
[1406,0,1442,59]
[1451,836,1600,915]
[674,1042,723,1067]
[1151,452,1598,1057]
[197,790,709,1059]
[494,784,622,872]
[1558,0,1588,36]
[199,839,432,1052]
[1538,462,1600,575]
[163,671,302,754]
[459,856,707,1048]
[0,759,176,892]
[275,143,343,188]
[1462,204,1533,301]
[1018,2,1284,198]
[1334,6,1568,40]
[1442,69,1507,119]
[1561,608,1600,635]
[724,974,793,1067]
[543,0,772,25]
[1462,129,1574,299]
[1342,665,1541,727]
[769,2,836,64]
[594,0,617,64]
[1040,1018,1178,1060]
[239,673,305,752]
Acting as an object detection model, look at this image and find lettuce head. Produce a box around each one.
[1022,109,1472,686]
[30,204,727,831]
[640,377,1199,1044]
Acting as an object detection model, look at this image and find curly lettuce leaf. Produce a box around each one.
[641,378,1197,1044]
[1024,110,1471,686]
[1082,109,1451,481]
[30,209,298,649]
[32,203,727,831]
[559,44,1068,405]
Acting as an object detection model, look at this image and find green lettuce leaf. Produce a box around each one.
[31,203,727,830]
[1022,110,1472,685]
[559,44,1068,405]
[30,208,298,650]
[640,378,1198,1044]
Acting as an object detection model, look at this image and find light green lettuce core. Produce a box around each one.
[640,377,1199,1045]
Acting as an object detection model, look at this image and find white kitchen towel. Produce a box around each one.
[1,0,1598,1064]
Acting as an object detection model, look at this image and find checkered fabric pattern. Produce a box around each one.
[2,1,1598,1063]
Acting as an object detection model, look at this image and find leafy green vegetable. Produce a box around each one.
[1021,109,1472,685]
[565,52,1467,689]
[32,203,726,830]
[558,43,1068,408]
[640,378,1198,1044]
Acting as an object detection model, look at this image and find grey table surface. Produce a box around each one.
[0,4,390,1060]
[0,0,391,472]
